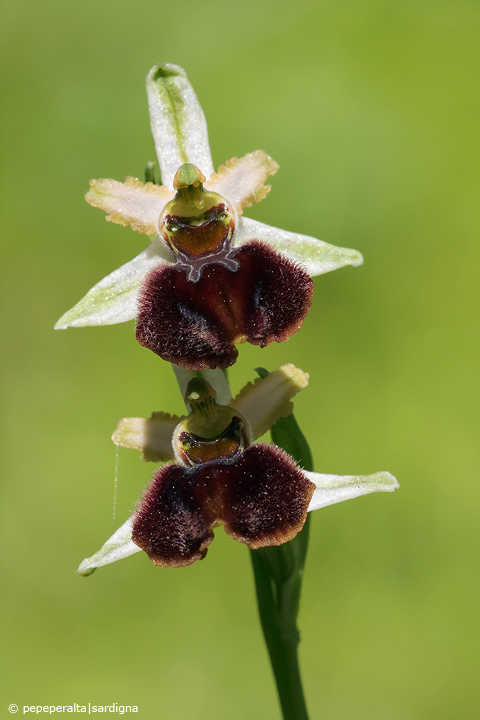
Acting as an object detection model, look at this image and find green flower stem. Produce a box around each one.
[250,413,313,720]
[171,364,312,718]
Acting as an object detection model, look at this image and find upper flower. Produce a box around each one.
[134,161,314,368]
[77,365,399,573]
[55,64,363,369]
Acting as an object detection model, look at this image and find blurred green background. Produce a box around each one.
[1,1,479,718]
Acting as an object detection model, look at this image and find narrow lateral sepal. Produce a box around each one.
[306,471,399,511]
[77,518,141,576]
[234,216,363,277]
[55,238,173,329]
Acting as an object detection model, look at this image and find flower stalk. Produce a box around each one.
[251,407,313,720]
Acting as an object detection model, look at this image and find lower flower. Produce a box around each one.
[77,366,399,574]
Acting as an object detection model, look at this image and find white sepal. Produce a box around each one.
[77,518,141,575]
[306,471,399,512]
[233,216,363,277]
[55,238,173,328]
[146,64,214,189]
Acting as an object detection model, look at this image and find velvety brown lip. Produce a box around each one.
[136,240,313,370]
[132,444,315,567]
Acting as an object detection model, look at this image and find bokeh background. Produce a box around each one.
[2,1,479,718]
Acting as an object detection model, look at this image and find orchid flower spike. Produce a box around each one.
[56,64,363,370]
[77,365,398,573]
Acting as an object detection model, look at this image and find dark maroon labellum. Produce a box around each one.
[132,444,315,567]
[136,240,314,370]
